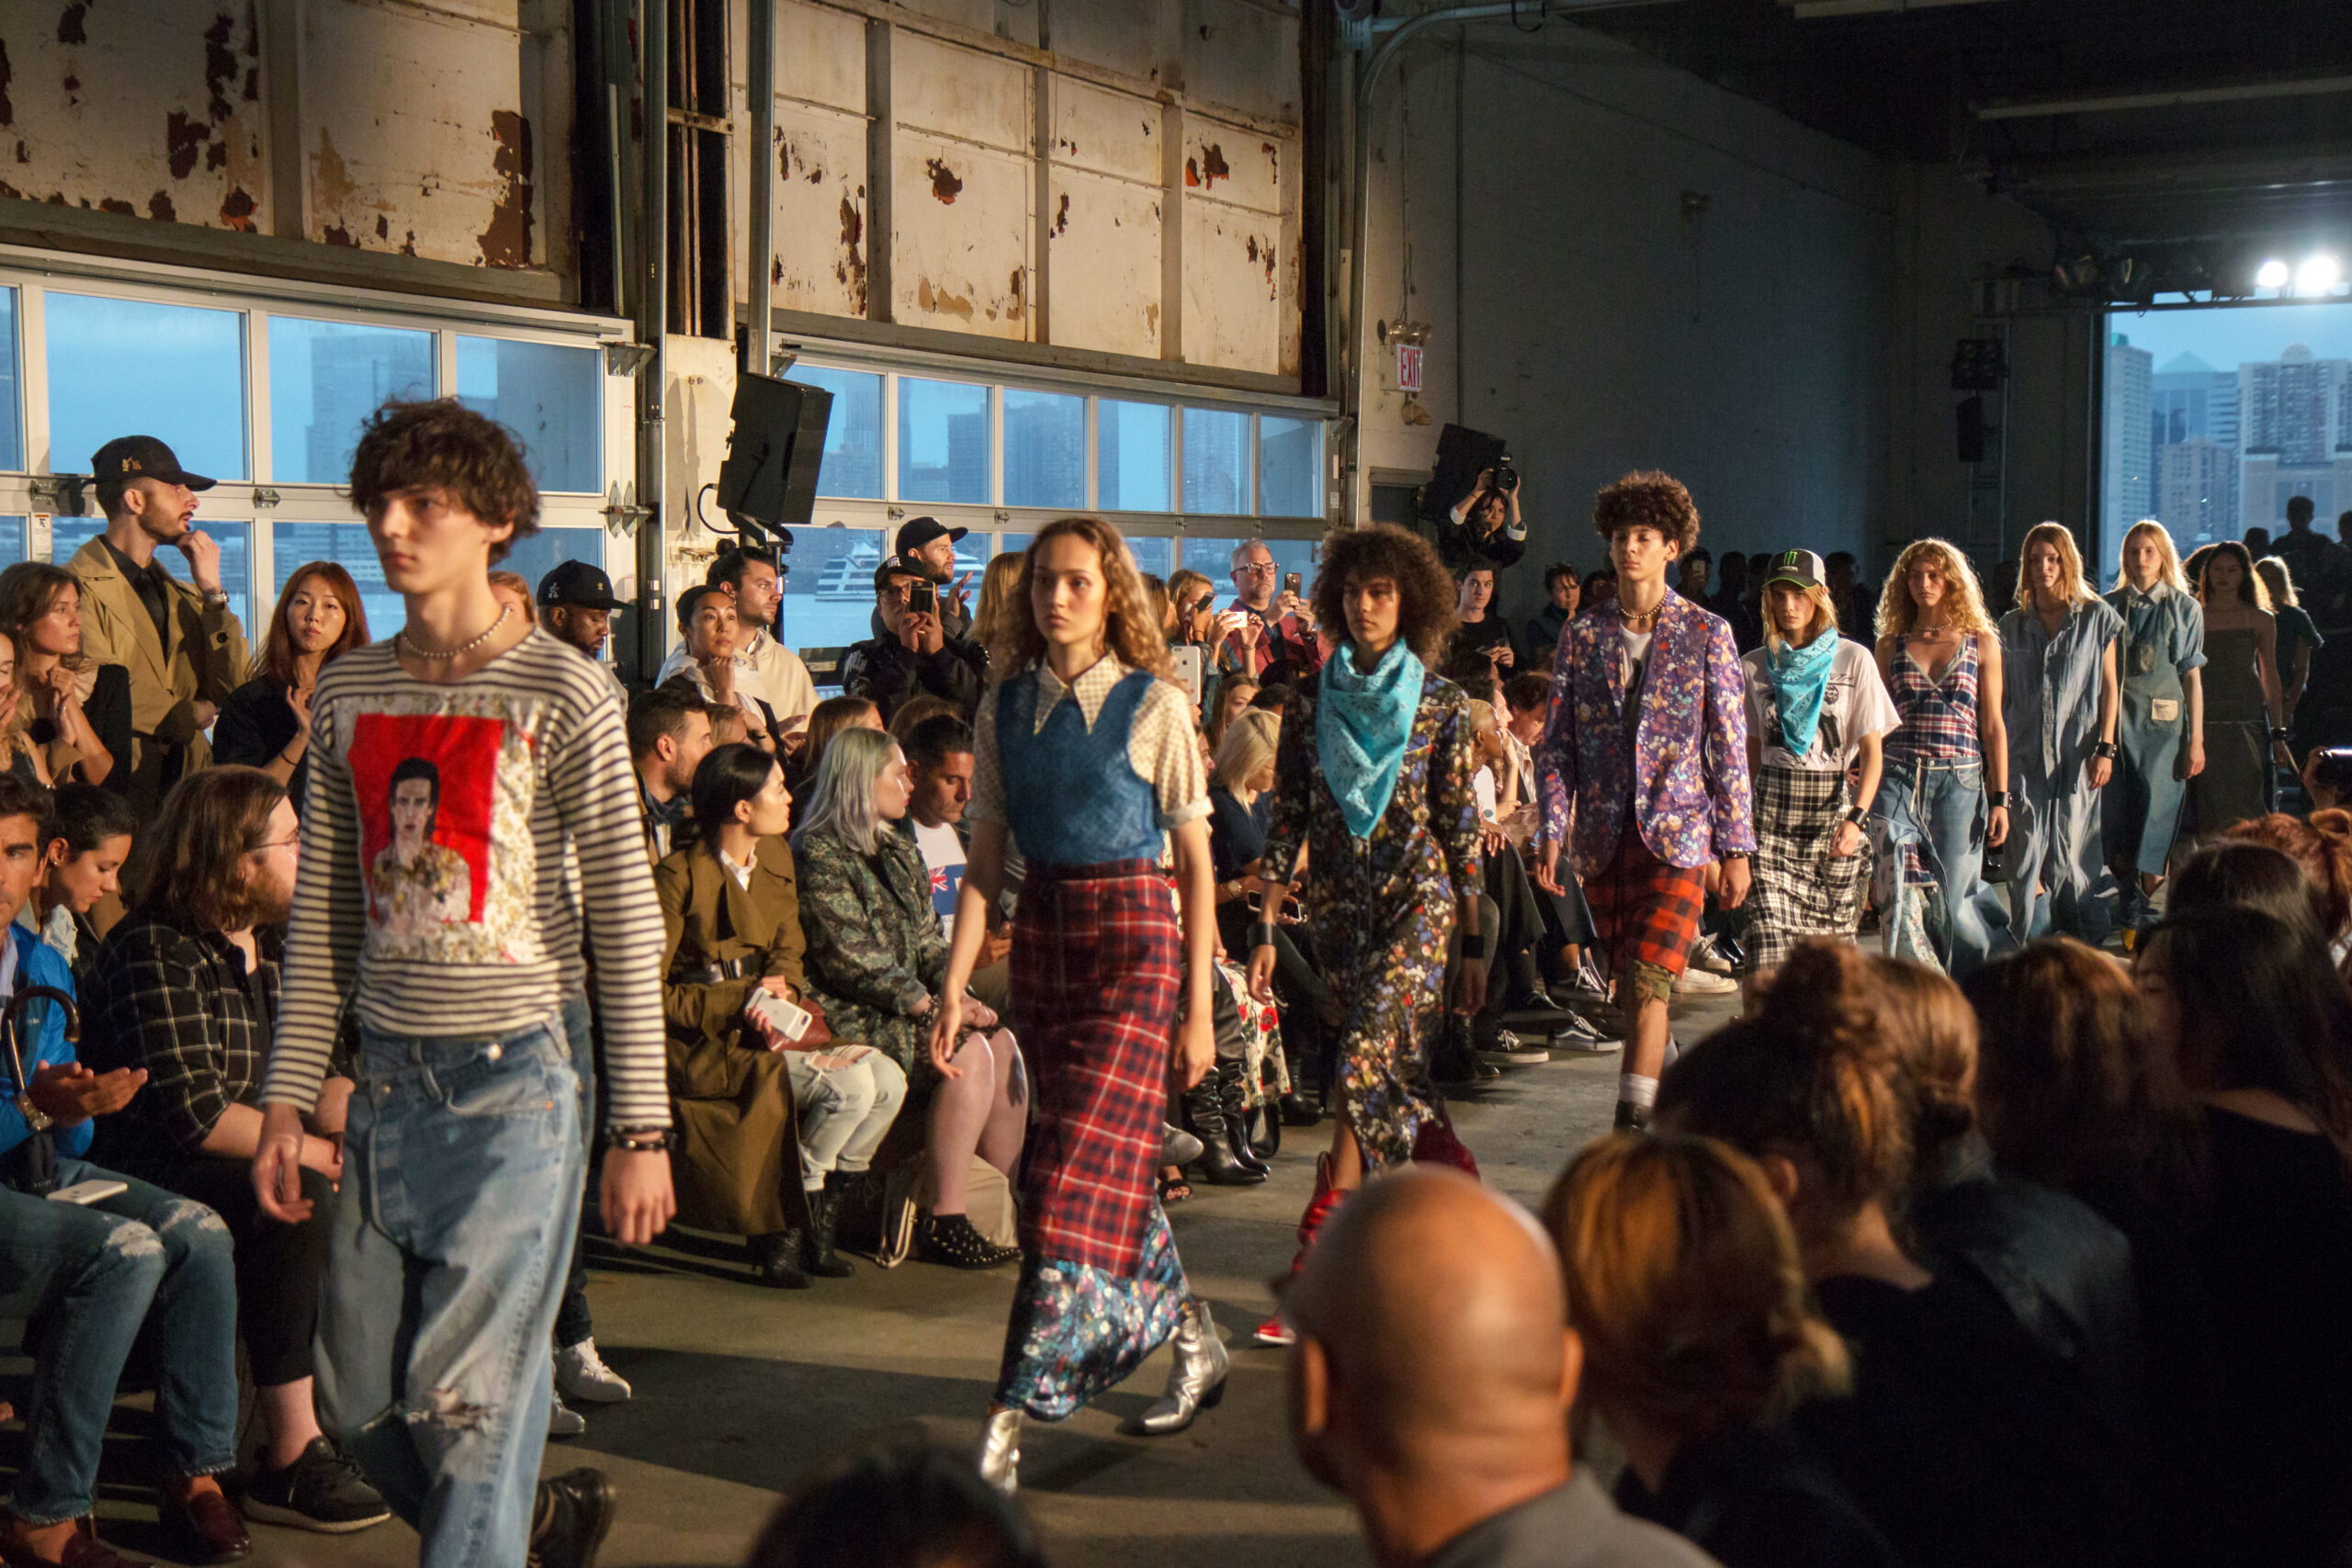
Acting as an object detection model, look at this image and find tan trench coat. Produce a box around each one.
[67,536,249,812]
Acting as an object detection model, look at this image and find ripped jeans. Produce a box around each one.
[0,1158,238,1524]
[317,1010,583,1568]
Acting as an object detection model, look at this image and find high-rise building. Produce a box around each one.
[2157,437,2233,545]
[2102,333,2153,548]
[2149,351,2239,541]
[2238,344,2352,531]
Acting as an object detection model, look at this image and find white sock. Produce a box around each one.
[1618,1072,1659,1110]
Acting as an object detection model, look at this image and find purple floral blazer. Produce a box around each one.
[1535,592,1756,874]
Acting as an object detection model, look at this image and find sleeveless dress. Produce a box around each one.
[2188,626,2271,834]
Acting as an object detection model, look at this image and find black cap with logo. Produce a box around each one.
[1762,549,1826,592]
[90,435,215,491]
[537,559,626,611]
[896,515,968,558]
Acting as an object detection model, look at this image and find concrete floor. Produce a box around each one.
[49,985,1744,1568]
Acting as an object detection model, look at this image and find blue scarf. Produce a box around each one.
[1766,633,1838,759]
[1317,640,1424,839]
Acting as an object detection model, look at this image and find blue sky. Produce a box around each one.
[2109,300,2352,373]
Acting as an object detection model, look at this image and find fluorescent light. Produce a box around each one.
[2295,254,2342,295]
[2256,258,2291,288]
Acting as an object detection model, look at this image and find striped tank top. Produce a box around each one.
[1885,636,1982,763]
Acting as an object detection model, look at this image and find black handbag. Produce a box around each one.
[2,986,81,1198]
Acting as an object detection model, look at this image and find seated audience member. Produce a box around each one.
[840,560,988,728]
[1216,541,1324,684]
[708,703,752,748]
[660,544,815,744]
[746,1444,1046,1568]
[1872,954,2145,1439]
[0,564,129,791]
[628,684,717,863]
[1439,468,1529,574]
[1453,565,1518,674]
[1249,682,1294,722]
[488,568,537,626]
[2217,811,2352,966]
[1285,1168,1712,1568]
[212,561,368,812]
[1205,675,1259,754]
[535,560,629,694]
[2303,746,2352,812]
[1583,567,1619,610]
[657,742,907,1290]
[83,766,390,1535]
[24,783,137,988]
[886,694,958,749]
[876,518,977,643]
[0,632,46,787]
[1542,1135,1903,1568]
[1658,941,2131,1568]
[794,694,883,790]
[899,713,1011,1015]
[1503,672,1600,994]
[671,584,781,750]
[1528,562,1581,662]
[794,728,1025,1269]
[1207,709,1283,954]
[2134,909,2352,1566]
[1676,548,1715,607]
[969,554,1026,656]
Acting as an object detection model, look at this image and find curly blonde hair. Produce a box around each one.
[989,517,1172,682]
[1876,538,1996,640]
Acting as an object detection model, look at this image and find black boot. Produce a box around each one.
[1185,1073,1263,1186]
[1220,1060,1272,1176]
[746,1230,811,1289]
[802,1179,855,1279]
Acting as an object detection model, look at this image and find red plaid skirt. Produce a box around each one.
[1584,832,1707,977]
[1011,860,1181,1276]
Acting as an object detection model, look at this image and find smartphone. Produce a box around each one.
[49,1179,129,1206]
[748,989,812,1043]
[909,580,938,616]
[1283,571,1302,596]
[1170,645,1204,707]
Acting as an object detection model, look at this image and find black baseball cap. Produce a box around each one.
[896,515,967,558]
[1762,549,1826,592]
[90,435,214,491]
[537,558,625,611]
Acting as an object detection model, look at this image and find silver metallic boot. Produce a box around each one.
[977,1407,1023,1495]
[1134,1299,1230,1435]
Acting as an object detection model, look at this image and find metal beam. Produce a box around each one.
[745,0,775,373]
[1786,0,2005,17]
[1978,73,2352,121]
[638,0,668,682]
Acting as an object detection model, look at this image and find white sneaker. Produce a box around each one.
[1692,936,1739,976]
[548,1387,586,1438]
[1675,965,1740,996]
[1477,1030,1552,1068]
[554,1338,633,1404]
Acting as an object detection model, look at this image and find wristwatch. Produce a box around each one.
[200,587,230,610]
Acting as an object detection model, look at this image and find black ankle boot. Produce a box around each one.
[746,1230,811,1289]
[917,1212,1023,1269]
[802,1179,855,1279]
[1185,1073,1263,1186]
[1219,1060,1272,1176]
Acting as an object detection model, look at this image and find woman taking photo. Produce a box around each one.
[932,516,1225,1493]
[215,563,370,812]
[2189,541,2291,833]
[657,742,908,1288]
[1872,539,2009,976]
[2103,521,2205,943]
[1738,550,1897,974]
[0,561,126,789]
[796,727,1025,1274]
[1996,524,2121,944]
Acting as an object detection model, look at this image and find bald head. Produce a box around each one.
[1288,1168,1577,1493]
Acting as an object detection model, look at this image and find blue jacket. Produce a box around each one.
[0,922,87,1160]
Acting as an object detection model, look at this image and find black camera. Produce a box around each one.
[1493,459,1520,494]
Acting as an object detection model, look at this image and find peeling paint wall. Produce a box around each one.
[0,0,267,230]
[767,0,869,317]
[1048,75,1162,358]
[1182,114,1284,374]
[893,29,1033,339]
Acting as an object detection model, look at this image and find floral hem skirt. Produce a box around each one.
[993,1202,1189,1421]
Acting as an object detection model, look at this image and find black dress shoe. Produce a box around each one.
[746,1230,812,1289]
[158,1486,249,1564]
[529,1469,616,1568]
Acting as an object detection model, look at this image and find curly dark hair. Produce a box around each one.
[1592,469,1701,554]
[348,399,540,562]
[1309,525,1457,667]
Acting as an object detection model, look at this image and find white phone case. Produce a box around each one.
[48,1179,129,1206]
[749,989,812,1043]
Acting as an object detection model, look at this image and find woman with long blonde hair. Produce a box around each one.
[2103,520,2207,940]
[933,515,1224,1489]
[2253,556,2319,722]
[969,553,1026,657]
[2189,539,2290,833]
[1995,523,2122,944]
[1871,539,2009,976]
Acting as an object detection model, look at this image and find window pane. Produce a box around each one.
[55,516,252,631]
[1098,400,1171,512]
[1186,534,1319,604]
[782,526,888,657]
[1125,534,1177,581]
[0,519,25,569]
[269,318,435,484]
[500,528,610,637]
[1182,408,1249,516]
[1002,389,1083,510]
[794,366,882,499]
[898,378,989,503]
[47,292,246,480]
[455,336,600,493]
[270,523,402,638]
[1259,415,1322,518]
[0,291,20,472]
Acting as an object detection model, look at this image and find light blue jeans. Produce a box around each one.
[0,1158,239,1524]
[784,1051,909,1192]
[317,1010,584,1568]
[2002,765,2111,948]
[1877,756,2002,977]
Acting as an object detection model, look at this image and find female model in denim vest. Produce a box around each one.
[1247,525,1488,1343]
[1871,540,2009,976]
[2102,521,2206,945]
[932,515,1221,1495]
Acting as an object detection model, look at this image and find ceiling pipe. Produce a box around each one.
[639,0,669,682]
[1978,73,2352,121]
[746,0,776,379]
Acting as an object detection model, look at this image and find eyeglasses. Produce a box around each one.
[1235,561,1277,576]
[256,835,301,854]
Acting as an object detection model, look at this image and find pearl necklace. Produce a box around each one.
[397,604,512,661]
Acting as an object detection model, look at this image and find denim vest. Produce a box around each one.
[997,668,1161,866]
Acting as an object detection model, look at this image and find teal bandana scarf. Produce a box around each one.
[1317,639,1425,839]
[1766,631,1838,759]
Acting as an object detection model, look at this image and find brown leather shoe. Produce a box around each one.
[157,1485,249,1564]
[0,1516,153,1568]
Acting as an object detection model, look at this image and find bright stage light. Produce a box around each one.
[2295,254,2342,295]
[2256,258,2291,288]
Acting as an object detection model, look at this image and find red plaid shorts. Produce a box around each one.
[1583,831,1707,978]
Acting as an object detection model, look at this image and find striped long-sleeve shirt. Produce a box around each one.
[259,630,672,1129]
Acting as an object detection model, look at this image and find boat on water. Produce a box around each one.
[812,539,992,600]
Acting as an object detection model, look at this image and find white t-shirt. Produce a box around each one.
[911,818,967,936]
[1741,637,1899,772]
[1620,625,1653,687]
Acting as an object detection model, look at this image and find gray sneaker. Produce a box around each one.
[1549,1013,1623,1055]
[1477,1030,1552,1068]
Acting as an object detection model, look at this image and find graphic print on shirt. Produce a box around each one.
[346,708,540,964]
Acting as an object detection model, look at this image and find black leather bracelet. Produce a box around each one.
[603,1126,676,1153]
[1249,921,1279,950]
[1843,806,1870,827]
[1986,790,2009,808]
[1459,930,1489,961]
[2093,739,2118,761]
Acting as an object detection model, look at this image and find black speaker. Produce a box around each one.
[1419,423,1510,524]
[1956,396,1986,464]
[716,373,833,533]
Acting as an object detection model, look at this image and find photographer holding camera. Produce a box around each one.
[1441,464,1528,574]
[841,559,989,727]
